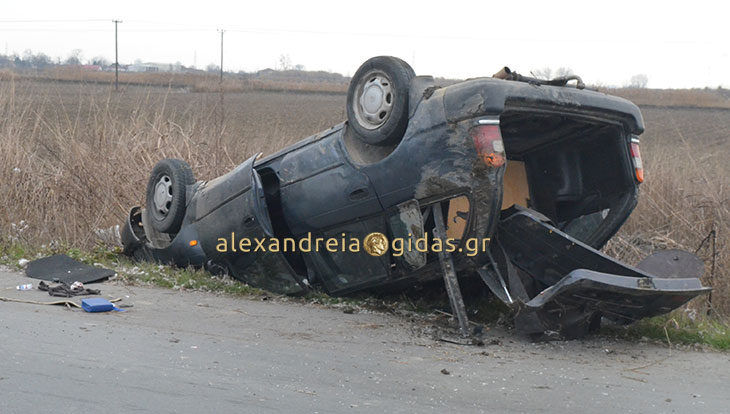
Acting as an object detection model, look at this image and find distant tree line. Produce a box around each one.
[1,52,663,88]
[531,66,575,79]
[0,49,112,70]
[628,74,649,88]
[530,66,651,89]
[0,50,55,69]
[0,49,348,85]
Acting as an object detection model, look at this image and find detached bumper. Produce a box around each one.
[481,207,711,338]
[525,269,710,323]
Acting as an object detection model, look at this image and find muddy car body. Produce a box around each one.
[122,57,709,338]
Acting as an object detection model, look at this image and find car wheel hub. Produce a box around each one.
[354,72,393,130]
[153,175,173,217]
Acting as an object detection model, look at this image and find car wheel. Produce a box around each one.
[347,56,415,146]
[145,158,194,234]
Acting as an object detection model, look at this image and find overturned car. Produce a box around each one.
[122,56,710,338]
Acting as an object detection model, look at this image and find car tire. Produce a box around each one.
[347,56,415,146]
[145,158,194,234]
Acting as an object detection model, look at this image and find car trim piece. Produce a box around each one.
[279,162,345,187]
[476,118,500,125]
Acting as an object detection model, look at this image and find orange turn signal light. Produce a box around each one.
[635,168,644,183]
[189,240,198,247]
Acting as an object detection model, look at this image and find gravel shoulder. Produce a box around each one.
[1,266,728,413]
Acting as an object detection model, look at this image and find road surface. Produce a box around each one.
[1,266,728,413]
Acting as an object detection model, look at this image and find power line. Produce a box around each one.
[0,29,111,32]
[0,19,109,23]
[124,20,216,30]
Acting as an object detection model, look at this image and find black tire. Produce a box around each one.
[346,56,415,146]
[145,158,194,234]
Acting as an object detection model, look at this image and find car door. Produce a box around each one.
[278,132,390,293]
[188,154,306,294]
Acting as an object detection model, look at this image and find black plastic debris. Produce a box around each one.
[38,281,101,297]
[26,254,115,284]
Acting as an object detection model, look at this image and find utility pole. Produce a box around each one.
[219,29,225,83]
[113,20,122,91]
[217,29,225,152]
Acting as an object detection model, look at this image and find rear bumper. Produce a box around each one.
[482,207,710,337]
[525,269,710,323]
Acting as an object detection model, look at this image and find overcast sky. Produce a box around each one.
[1,0,728,88]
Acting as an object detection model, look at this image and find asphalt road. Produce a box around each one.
[1,266,728,413]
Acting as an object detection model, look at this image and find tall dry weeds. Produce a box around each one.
[0,79,341,249]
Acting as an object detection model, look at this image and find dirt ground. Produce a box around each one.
[1,265,728,413]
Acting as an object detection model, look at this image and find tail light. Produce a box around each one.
[471,120,505,168]
[630,136,644,183]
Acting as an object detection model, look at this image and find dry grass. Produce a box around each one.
[1,78,728,318]
[604,87,730,109]
[0,79,343,247]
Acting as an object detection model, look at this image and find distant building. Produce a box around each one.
[127,62,183,73]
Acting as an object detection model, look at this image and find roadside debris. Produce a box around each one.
[26,254,115,284]
[0,295,123,309]
[81,298,124,313]
[38,280,100,297]
[95,224,122,247]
